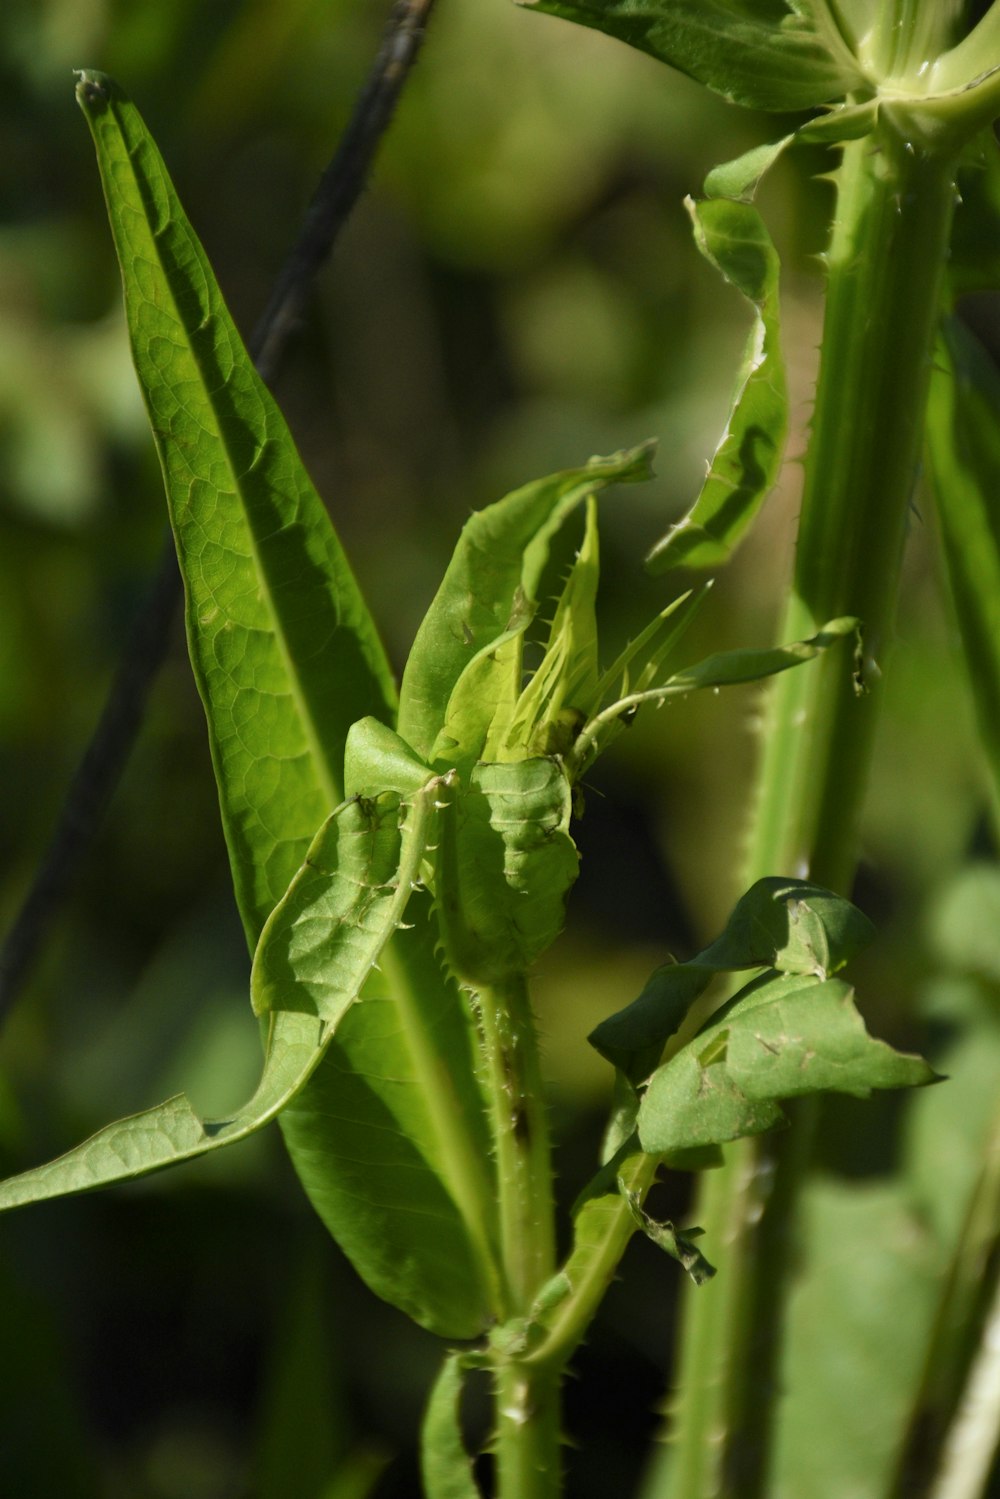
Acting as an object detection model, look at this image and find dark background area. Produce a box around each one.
[1,2,998,1496]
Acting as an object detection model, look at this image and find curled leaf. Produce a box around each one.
[591,877,874,1084]
[622,1184,716,1285]
[260,777,502,1337]
[398,444,655,768]
[421,1355,483,1499]
[646,195,787,574]
[436,758,579,986]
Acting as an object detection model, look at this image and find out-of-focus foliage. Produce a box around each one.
[0,1,995,1496]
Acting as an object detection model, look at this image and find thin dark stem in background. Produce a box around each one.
[0,0,438,1019]
[250,0,437,379]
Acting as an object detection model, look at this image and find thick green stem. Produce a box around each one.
[657,118,960,1499]
[493,1362,563,1499]
[479,973,557,1312]
[478,972,560,1496]
[747,122,958,895]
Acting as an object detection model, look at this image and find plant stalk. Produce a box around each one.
[654,116,960,1499]
[478,972,561,1496]
[493,1361,563,1499]
[479,973,557,1312]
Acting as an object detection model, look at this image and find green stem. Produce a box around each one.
[747,125,958,896]
[478,972,560,1496]
[493,1361,563,1499]
[479,973,557,1312]
[657,117,960,1499]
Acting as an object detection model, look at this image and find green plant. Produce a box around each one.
[6,1,1000,1495]
[513,3,1000,1496]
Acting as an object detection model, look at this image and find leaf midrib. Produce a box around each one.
[111,99,343,816]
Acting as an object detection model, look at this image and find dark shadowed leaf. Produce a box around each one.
[623,1186,716,1284]
[947,133,1000,297]
[774,1179,940,1499]
[254,1247,390,1499]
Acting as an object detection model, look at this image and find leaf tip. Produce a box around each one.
[74,69,117,114]
[588,438,658,485]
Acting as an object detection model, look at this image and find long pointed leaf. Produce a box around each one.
[590,587,706,712]
[72,72,501,1338]
[492,496,601,760]
[75,71,396,943]
[662,616,857,691]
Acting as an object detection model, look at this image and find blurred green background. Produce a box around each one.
[2,1,999,1496]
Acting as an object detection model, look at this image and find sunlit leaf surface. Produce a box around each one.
[75,70,396,944]
[591,876,874,1083]
[398,443,655,768]
[638,972,934,1155]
